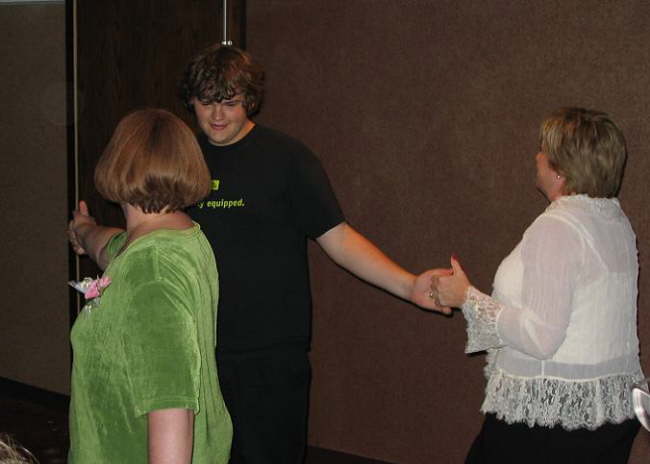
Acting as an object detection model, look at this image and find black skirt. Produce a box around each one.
[466,413,640,464]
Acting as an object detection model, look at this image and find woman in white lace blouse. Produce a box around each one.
[434,107,644,463]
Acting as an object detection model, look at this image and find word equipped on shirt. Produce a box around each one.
[197,198,246,209]
[198,178,246,209]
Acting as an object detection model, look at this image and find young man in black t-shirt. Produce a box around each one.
[177,45,448,464]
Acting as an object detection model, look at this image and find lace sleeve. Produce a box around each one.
[461,286,505,353]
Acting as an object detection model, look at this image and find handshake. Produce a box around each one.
[425,255,471,314]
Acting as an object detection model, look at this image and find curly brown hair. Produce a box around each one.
[179,44,264,116]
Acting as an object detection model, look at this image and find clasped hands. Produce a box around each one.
[427,256,472,312]
[68,200,96,256]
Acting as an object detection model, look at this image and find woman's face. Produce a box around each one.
[535,152,565,201]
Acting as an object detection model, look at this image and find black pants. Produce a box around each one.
[466,413,640,464]
[217,347,311,464]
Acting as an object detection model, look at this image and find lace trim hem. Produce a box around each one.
[461,286,504,353]
[481,368,644,430]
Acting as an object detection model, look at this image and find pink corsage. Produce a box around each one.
[69,276,112,312]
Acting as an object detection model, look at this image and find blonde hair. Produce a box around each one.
[540,107,627,198]
[0,435,37,464]
[95,109,211,213]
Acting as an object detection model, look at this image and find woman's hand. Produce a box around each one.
[431,256,471,308]
[68,200,96,255]
[67,200,123,269]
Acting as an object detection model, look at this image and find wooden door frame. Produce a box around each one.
[68,0,246,318]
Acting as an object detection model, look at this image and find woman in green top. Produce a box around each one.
[67,109,232,463]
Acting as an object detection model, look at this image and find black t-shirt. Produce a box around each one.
[188,125,344,353]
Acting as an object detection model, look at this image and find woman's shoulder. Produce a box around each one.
[545,194,625,221]
[525,194,632,246]
[104,231,128,262]
[524,204,585,243]
[118,226,209,282]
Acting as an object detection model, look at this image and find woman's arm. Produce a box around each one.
[68,200,123,269]
[148,408,194,464]
[435,216,581,359]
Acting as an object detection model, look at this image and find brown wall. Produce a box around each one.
[0,3,69,394]
[248,1,650,462]
[1,1,649,461]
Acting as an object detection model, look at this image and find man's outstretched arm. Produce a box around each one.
[316,222,451,314]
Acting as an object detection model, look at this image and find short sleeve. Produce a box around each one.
[122,279,200,416]
[103,232,127,263]
[289,149,344,238]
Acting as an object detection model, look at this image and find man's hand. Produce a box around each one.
[68,200,96,255]
[411,268,453,314]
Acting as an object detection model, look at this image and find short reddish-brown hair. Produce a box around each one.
[95,109,211,213]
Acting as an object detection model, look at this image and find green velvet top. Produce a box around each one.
[69,224,232,463]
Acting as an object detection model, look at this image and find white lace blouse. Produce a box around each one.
[463,194,645,430]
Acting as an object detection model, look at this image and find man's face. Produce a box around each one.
[192,95,253,146]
